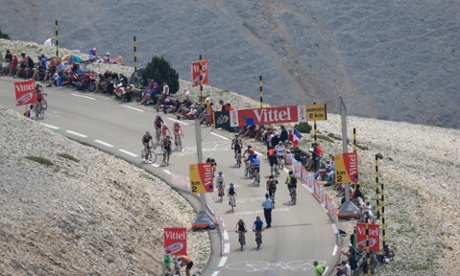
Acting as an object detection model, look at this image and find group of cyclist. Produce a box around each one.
[142,115,184,165]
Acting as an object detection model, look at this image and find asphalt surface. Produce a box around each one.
[0,79,339,276]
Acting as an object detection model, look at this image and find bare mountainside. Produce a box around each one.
[0,0,459,128]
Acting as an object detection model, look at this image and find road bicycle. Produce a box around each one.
[290,187,297,205]
[229,196,236,213]
[35,97,47,120]
[268,188,276,209]
[235,230,247,251]
[40,93,48,110]
[245,162,254,179]
[217,185,225,203]
[253,167,260,186]
[155,129,162,146]
[271,163,280,177]
[160,148,169,166]
[174,134,182,151]
[255,230,263,250]
[235,152,241,168]
[141,146,157,164]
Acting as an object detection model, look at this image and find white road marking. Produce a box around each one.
[211,271,220,276]
[324,267,329,275]
[70,93,95,100]
[119,149,137,157]
[41,123,60,130]
[210,132,229,140]
[66,130,88,138]
[234,207,290,216]
[223,230,229,241]
[94,140,114,148]
[168,117,189,125]
[254,150,263,156]
[163,169,171,175]
[332,223,338,235]
[223,243,230,254]
[151,163,159,168]
[218,256,228,267]
[283,168,290,173]
[332,244,338,256]
[122,105,144,112]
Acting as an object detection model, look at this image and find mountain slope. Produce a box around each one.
[0,0,458,128]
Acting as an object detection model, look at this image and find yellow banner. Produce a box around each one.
[334,152,359,184]
[189,163,214,194]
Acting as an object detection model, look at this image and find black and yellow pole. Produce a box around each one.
[375,155,380,219]
[55,20,59,57]
[366,222,371,275]
[381,181,386,248]
[133,36,138,88]
[259,76,263,108]
[313,102,317,143]
[353,128,357,152]
[199,55,203,104]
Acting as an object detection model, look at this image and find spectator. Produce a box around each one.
[44,57,57,82]
[183,87,191,101]
[175,98,194,115]
[119,73,128,86]
[226,102,234,111]
[88,48,97,60]
[44,37,55,47]
[14,52,28,78]
[1,49,12,75]
[182,104,198,120]
[341,260,351,276]
[287,129,294,145]
[51,72,62,87]
[285,149,294,165]
[32,54,47,80]
[271,132,280,148]
[219,99,226,111]
[103,52,112,63]
[201,97,214,125]
[9,54,18,76]
[280,125,288,144]
[156,81,169,107]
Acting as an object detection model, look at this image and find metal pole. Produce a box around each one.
[259,76,263,108]
[197,54,206,211]
[375,155,380,219]
[199,55,203,104]
[340,97,350,202]
[55,20,59,57]
[366,222,371,275]
[133,36,138,88]
[381,181,386,248]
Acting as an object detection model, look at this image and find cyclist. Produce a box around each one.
[161,122,171,139]
[154,115,164,140]
[142,131,156,162]
[228,182,237,207]
[206,155,217,176]
[252,216,264,244]
[173,122,184,147]
[34,82,44,115]
[235,217,247,245]
[215,171,225,198]
[231,134,243,165]
[162,135,172,165]
[266,175,278,201]
[267,146,278,176]
[285,170,298,204]
[275,141,286,170]
[242,144,254,159]
[249,153,260,180]
[243,145,255,176]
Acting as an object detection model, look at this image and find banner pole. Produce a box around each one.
[133,36,138,88]
[381,181,386,248]
[313,102,317,143]
[199,55,203,104]
[55,20,59,57]
[259,76,263,108]
[366,222,371,275]
[375,155,380,219]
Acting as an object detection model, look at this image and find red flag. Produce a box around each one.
[191,60,209,87]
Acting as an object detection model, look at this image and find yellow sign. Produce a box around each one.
[189,163,214,194]
[334,152,359,184]
[306,104,327,121]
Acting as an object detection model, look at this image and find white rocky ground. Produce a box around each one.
[1,39,460,275]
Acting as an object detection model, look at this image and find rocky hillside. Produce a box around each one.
[0,0,458,128]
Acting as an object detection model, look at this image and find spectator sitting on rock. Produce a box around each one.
[103,52,112,63]
[182,104,198,120]
[44,57,57,82]
[1,49,12,76]
[14,53,28,78]
[25,55,35,79]
[119,73,128,86]
[32,54,47,81]
[174,98,194,115]
[44,37,55,47]
[9,53,18,76]
[88,48,97,60]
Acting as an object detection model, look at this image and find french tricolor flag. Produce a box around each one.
[293,128,302,146]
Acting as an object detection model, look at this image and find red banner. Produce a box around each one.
[356,223,380,251]
[189,163,214,193]
[15,79,36,106]
[334,152,359,183]
[164,228,187,255]
[191,60,209,87]
[229,105,306,127]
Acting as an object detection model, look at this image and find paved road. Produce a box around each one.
[0,79,339,276]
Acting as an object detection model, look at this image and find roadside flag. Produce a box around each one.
[293,128,302,147]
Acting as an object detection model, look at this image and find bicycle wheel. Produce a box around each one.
[37,107,45,120]
[240,237,244,251]
[41,98,48,110]
[256,173,260,186]
[141,149,146,161]
[149,151,157,164]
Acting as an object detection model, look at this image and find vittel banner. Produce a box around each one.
[230,105,306,127]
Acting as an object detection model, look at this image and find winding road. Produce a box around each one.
[0,79,339,276]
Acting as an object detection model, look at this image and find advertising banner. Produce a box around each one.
[164,228,187,255]
[334,152,359,184]
[191,59,209,87]
[356,223,381,251]
[229,105,306,127]
[306,103,327,121]
[214,111,230,130]
[15,79,36,106]
[189,163,214,194]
